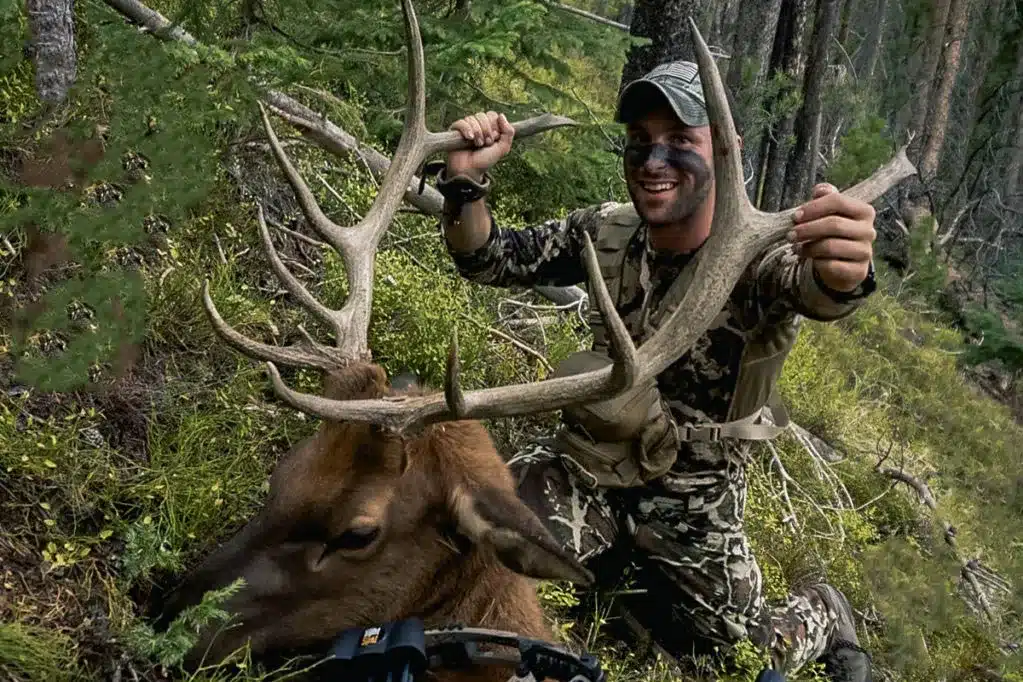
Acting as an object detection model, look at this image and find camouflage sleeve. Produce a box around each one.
[445,203,614,289]
[742,242,870,323]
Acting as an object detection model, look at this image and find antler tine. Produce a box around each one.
[688,16,750,222]
[254,204,345,343]
[202,279,347,371]
[245,0,432,362]
[199,201,347,369]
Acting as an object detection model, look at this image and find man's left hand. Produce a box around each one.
[788,182,876,293]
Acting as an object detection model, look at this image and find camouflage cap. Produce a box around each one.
[615,60,708,127]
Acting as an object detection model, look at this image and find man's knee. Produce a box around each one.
[506,440,618,563]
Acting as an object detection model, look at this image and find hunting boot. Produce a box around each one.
[810,584,873,682]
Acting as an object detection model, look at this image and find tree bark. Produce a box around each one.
[756,0,813,211]
[836,0,853,49]
[1006,42,1023,208]
[919,0,972,182]
[726,0,783,200]
[856,0,890,81]
[708,0,740,64]
[26,0,77,105]
[619,0,704,96]
[781,0,843,208]
[908,0,951,154]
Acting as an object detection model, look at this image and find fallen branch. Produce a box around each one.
[876,462,1010,622]
[765,440,799,530]
[537,0,630,31]
[99,0,589,310]
[459,312,553,371]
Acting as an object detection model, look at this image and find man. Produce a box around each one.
[434,61,876,682]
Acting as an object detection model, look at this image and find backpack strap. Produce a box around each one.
[580,206,797,445]
[588,204,644,347]
[650,261,798,443]
[669,388,789,442]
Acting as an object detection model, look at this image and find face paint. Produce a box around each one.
[624,143,712,187]
[623,142,713,226]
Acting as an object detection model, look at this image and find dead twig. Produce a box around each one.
[459,312,552,371]
[765,439,799,531]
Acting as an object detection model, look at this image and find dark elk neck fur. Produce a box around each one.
[420,531,551,638]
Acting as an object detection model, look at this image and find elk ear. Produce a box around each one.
[450,485,594,586]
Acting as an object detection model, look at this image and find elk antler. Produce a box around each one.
[203,0,639,422]
[212,5,918,435]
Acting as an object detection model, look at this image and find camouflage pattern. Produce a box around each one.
[446,202,867,674]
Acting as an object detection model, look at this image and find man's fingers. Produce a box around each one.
[796,237,872,262]
[812,182,838,198]
[497,113,515,139]
[449,118,474,141]
[794,190,876,224]
[498,113,514,134]
[462,112,487,145]
[789,215,876,244]
[473,111,496,143]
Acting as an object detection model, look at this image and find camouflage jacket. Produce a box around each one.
[445,201,867,428]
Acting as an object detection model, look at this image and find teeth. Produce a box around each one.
[642,182,675,192]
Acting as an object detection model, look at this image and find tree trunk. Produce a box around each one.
[908,0,951,156]
[619,0,703,96]
[25,0,77,105]
[1004,41,1023,207]
[938,0,1005,222]
[781,0,843,208]
[756,0,813,211]
[836,0,853,48]
[857,0,889,81]
[919,0,972,182]
[726,0,783,200]
[708,0,740,66]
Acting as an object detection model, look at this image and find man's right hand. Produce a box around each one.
[446,111,515,181]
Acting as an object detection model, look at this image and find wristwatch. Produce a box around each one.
[813,259,876,304]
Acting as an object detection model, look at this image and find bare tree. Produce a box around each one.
[920,0,973,182]
[781,0,844,208]
[1003,33,1023,208]
[25,0,77,105]
[856,0,890,81]
[726,0,783,197]
[907,0,952,150]
[756,0,813,211]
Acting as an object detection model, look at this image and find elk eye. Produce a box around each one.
[327,524,380,553]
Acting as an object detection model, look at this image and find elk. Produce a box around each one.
[155,0,918,676]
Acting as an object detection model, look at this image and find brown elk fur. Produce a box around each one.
[157,363,591,680]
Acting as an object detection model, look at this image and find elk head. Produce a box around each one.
[157,361,593,667]
[158,0,918,670]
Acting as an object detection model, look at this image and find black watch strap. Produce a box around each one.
[813,259,876,304]
[810,258,875,304]
[435,166,492,206]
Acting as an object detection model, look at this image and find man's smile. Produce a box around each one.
[638,180,678,195]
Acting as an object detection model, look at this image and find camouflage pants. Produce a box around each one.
[508,437,840,674]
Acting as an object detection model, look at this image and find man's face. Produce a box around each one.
[623,103,714,227]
